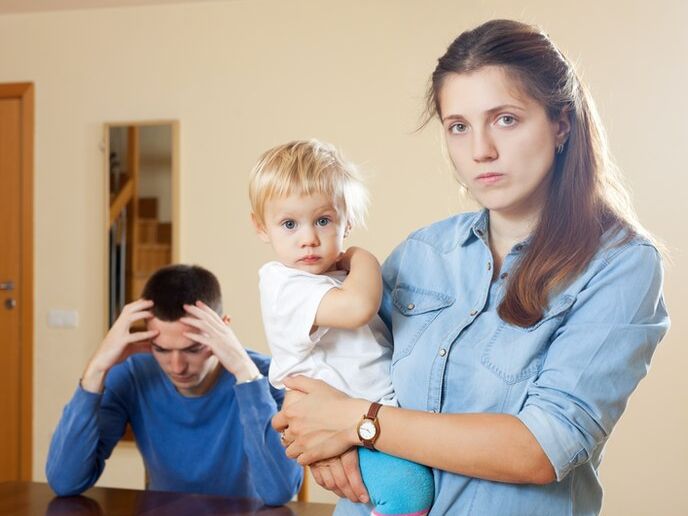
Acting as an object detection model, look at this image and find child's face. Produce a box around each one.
[256,192,348,274]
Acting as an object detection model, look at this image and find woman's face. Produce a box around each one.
[438,65,568,219]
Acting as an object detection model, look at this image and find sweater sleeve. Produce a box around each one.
[234,353,303,505]
[45,371,131,496]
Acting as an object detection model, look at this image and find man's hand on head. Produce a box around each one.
[180,301,261,383]
[81,299,159,393]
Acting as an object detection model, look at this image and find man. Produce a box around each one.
[46,265,302,505]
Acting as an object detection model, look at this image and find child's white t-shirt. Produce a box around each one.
[258,261,396,404]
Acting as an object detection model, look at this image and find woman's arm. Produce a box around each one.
[276,242,669,486]
[276,377,554,484]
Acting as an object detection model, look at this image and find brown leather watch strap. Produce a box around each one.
[367,401,382,419]
[359,401,383,450]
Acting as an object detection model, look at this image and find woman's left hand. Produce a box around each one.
[272,376,368,464]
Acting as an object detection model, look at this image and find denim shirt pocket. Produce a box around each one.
[480,294,576,384]
[391,283,455,364]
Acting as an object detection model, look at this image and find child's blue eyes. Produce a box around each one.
[281,218,331,230]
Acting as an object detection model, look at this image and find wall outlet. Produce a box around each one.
[48,309,79,328]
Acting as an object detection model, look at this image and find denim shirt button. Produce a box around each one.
[439,348,447,357]
[407,303,415,311]
[469,309,478,316]
[500,272,509,280]
[487,262,492,271]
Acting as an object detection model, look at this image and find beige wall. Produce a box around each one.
[1,0,685,513]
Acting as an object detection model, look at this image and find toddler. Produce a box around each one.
[249,140,433,516]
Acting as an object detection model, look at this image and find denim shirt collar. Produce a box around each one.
[460,209,530,254]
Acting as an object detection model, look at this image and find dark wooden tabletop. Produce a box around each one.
[0,482,335,515]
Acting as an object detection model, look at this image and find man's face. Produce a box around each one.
[147,317,219,396]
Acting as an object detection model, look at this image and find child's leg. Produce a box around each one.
[358,447,433,516]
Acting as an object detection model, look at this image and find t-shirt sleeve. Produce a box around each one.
[259,263,339,386]
[260,263,339,350]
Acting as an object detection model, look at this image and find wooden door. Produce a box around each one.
[0,84,33,481]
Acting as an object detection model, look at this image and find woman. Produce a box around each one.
[274,19,669,515]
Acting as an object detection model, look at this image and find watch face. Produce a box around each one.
[359,420,377,440]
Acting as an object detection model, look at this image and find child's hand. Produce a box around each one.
[180,301,261,383]
[337,246,363,272]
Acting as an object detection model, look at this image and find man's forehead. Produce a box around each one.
[148,317,200,349]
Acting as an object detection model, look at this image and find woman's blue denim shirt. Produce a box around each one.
[337,210,669,516]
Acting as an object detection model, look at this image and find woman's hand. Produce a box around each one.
[272,376,368,464]
[310,449,369,503]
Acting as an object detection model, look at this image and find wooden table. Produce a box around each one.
[0,482,335,515]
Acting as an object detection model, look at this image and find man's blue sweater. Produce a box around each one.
[46,351,302,505]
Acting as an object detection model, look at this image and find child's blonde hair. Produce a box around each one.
[249,139,368,228]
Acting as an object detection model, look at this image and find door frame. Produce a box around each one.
[0,82,34,480]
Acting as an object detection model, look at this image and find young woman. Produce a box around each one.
[273,19,669,515]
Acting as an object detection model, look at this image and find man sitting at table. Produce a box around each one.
[46,264,302,505]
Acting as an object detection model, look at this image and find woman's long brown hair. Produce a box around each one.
[425,19,646,327]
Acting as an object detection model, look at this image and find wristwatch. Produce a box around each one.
[357,402,382,450]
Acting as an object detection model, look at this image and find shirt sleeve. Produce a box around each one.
[45,372,131,496]
[234,353,303,505]
[516,242,670,481]
[260,263,339,386]
[379,239,408,332]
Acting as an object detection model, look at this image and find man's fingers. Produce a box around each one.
[179,316,206,331]
[123,299,154,313]
[128,310,154,323]
[183,304,226,333]
[183,331,211,346]
[127,329,159,344]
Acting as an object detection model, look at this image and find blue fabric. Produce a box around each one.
[46,351,302,505]
[359,447,432,514]
[337,210,669,516]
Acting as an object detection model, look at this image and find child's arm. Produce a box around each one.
[314,247,382,330]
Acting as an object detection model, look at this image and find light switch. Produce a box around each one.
[48,309,79,328]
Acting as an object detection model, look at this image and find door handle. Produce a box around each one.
[0,281,15,291]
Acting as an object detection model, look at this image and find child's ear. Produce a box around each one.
[250,213,270,243]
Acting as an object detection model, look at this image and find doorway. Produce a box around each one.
[0,83,34,481]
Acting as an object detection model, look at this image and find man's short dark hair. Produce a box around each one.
[141,264,223,321]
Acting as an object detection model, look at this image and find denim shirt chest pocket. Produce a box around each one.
[390,284,455,364]
[480,294,576,384]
